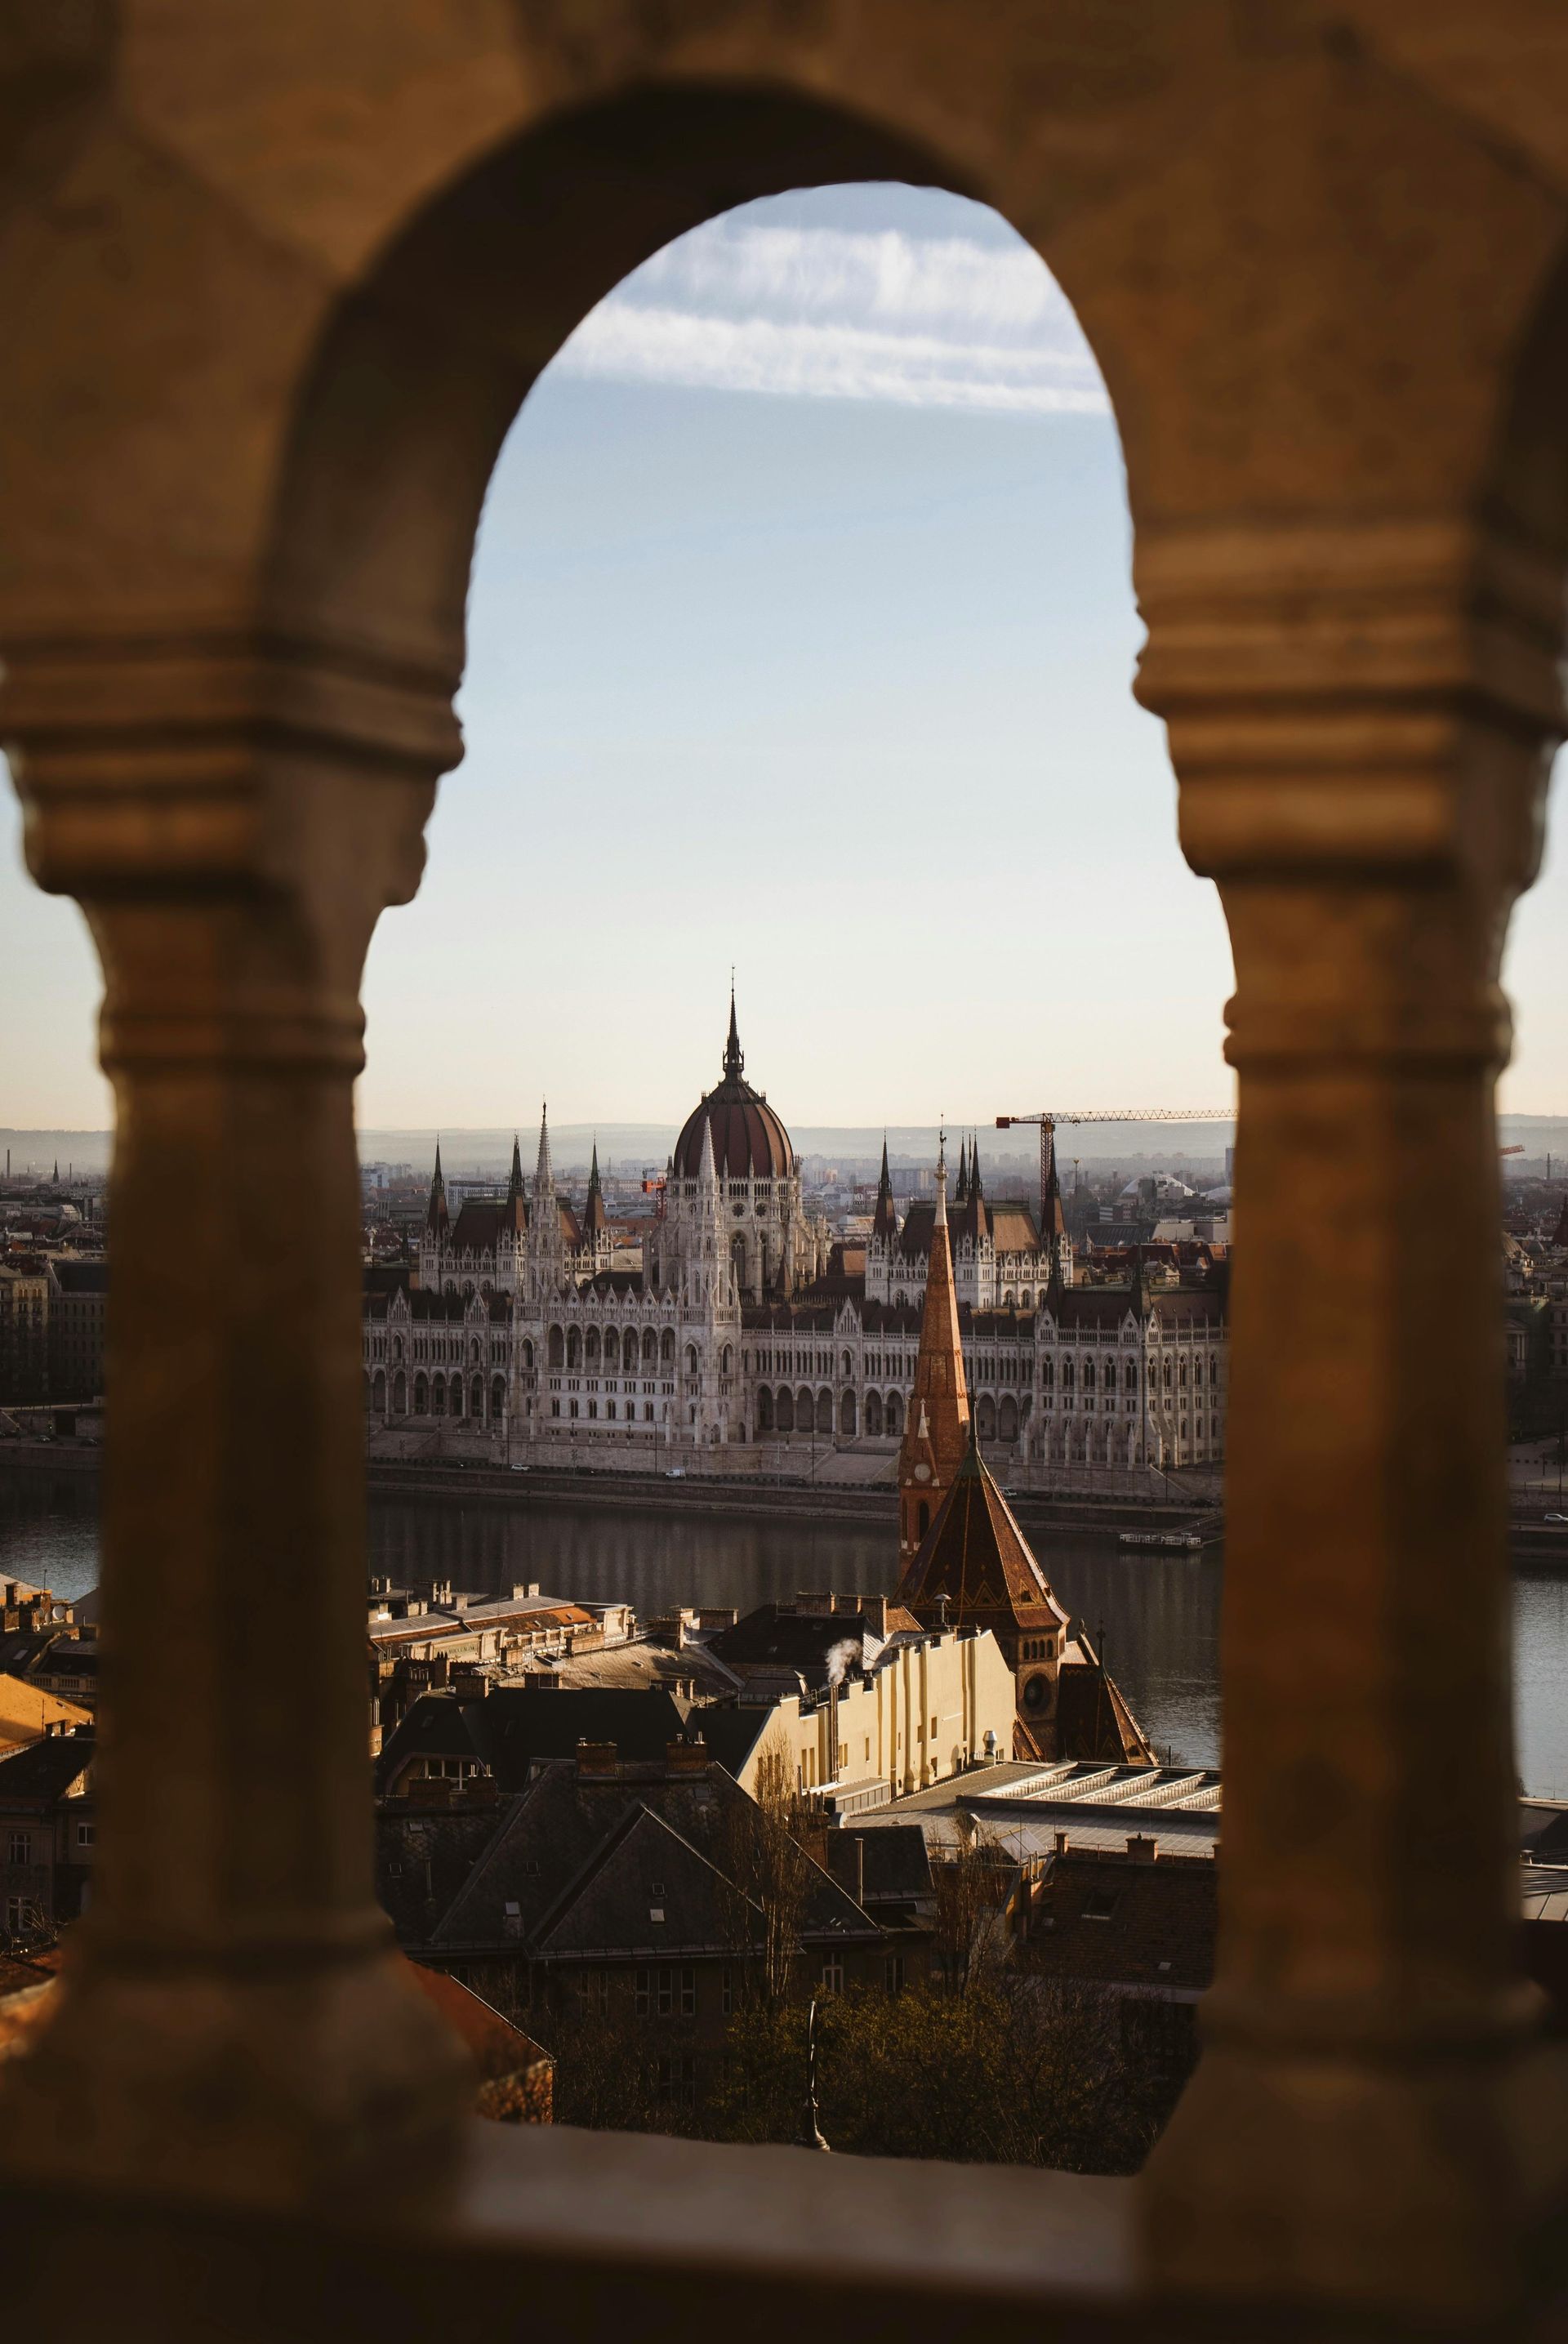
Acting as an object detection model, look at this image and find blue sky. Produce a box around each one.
[2,183,1563,1129]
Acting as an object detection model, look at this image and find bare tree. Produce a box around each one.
[719,1731,815,2003]
[930,1826,1013,1996]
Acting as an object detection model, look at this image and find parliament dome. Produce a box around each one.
[672,998,794,1182]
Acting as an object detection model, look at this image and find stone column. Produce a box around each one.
[1134,520,1568,2319]
[0,638,471,2209]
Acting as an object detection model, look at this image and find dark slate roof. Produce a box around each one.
[465,1687,696,1787]
[822,1825,933,1906]
[376,1799,510,1945]
[429,1758,880,1958]
[705,1606,885,1689]
[49,1261,108,1295]
[0,1732,94,1803]
[374,1692,480,1791]
[364,1265,413,1299]
[1025,1850,1216,1994]
[532,1802,757,1959]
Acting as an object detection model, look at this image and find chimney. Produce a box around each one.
[1126,1834,1158,1862]
[666,1736,708,1773]
[855,1834,866,1910]
[1053,1829,1069,1855]
[826,1677,840,1781]
[576,1739,619,1777]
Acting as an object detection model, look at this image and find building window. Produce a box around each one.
[822,1955,845,1994]
[75,1820,95,1849]
[680,1965,697,2017]
[657,1967,674,2017]
[721,1965,734,2017]
[7,1830,30,1865]
[885,1954,906,1996]
[635,1967,651,2018]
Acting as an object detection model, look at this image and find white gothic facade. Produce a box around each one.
[362,1004,1227,1473]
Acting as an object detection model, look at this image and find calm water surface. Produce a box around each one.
[5,1472,1566,1794]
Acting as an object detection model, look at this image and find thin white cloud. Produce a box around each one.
[550,223,1107,417]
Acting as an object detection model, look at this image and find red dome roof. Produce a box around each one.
[673,999,794,1181]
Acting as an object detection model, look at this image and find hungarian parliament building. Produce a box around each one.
[362,1000,1227,1475]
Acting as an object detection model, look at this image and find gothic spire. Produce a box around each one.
[872,1134,897,1242]
[507,1134,523,1202]
[582,1140,608,1239]
[723,982,744,1081]
[534,1103,554,1197]
[954,1136,969,1207]
[897,1132,969,1562]
[969,1139,984,1201]
[425,1139,449,1238]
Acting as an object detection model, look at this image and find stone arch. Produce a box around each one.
[567,1326,581,1370]
[840,1391,856,1436]
[999,1394,1018,1442]
[721,1343,733,1375]
[661,1329,675,1365]
[641,1327,657,1366]
[432,1375,446,1416]
[604,1326,619,1369]
[522,1339,534,1371]
[449,1377,463,1418]
[865,1390,884,1437]
[372,1369,385,1415]
[795,1385,813,1433]
[548,1326,564,1368]
[413,1372,428,1415]
[586,1326,600,1365]
[776,1387,795,1435]
[815,1388,833,1436]
[976,1393,996,1440]
[491,1375,506,1419]
[885,1392,904,1438]
[392,1370,407,1416]
[756,1386,774,1433]
[684,1344,698,1377]
[470,1374,483,1418]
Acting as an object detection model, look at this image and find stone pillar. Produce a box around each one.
[1134,521,1568,2319]
[0,638,471,2209]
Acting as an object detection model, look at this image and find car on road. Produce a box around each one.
[1544,1511,1568,1524]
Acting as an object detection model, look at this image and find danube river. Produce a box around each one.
[6,1471,1568,1794]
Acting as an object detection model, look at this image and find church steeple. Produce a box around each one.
[897,1134,970,1559]
[954,1137,969,1207]
[501,1132,527,1237]
[723,983,744,1081]
[425,1140,449,1240]
[581,1141,608,1241]
[534,1103,555,1199]
[871,1136,897,1241]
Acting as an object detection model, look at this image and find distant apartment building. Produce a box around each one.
[0,1260,50,1403]
[47,1259,108,1402]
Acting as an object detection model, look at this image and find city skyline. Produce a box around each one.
[1,180,1563,1128]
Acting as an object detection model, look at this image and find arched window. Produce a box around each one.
[471,1374,483,1417]
[413,1373,428,1415]
[886,1392,903,1437]
[841,1349,853,1378]
[1062,1357,1074,1389]
[548,1326,564,1368]
[523,1339,534,1370]
[449,1378,463,1417]
[1043,1357,1054,1388]
[999,1394,1018,1441]
[392,1335,403,1362]
[432,1375,446,1415]
[840,1391,856,1436]
[1164,1357,1174,1389]
[1083,1359,1095,1389]
[661,1329,675,1364]
[721,1343,733,1375]
[604,1327,619,1369]
[1180,1357,1189,1388]
[777,1387,795,1433]
[586,1326,600,1365]
[567,1327,581,1370]
[1104,1361,1116,1391]
[756,1387,774,1433]
[815,1388,833,1436]
[684,1345,698,1377]
[865,1391,884,1437]
[372,1369,385,1414]
[490,1374,505,1419]
[392,1370,407,1416]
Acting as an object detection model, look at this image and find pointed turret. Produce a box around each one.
[581,1141,608,1240]
[969,1143,984,1202]
[500,1133,527,1237]
[953,1138,970,1208]
[871,1136,897,1242]
[534,1103,555,1199]
[724,983,744,1081]
[425,1140,450,1240]
[896,1134,970,1559]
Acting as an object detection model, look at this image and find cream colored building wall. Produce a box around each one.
[733,1629,1013,1802]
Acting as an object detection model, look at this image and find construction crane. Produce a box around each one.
[996,1108,1234,1229]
